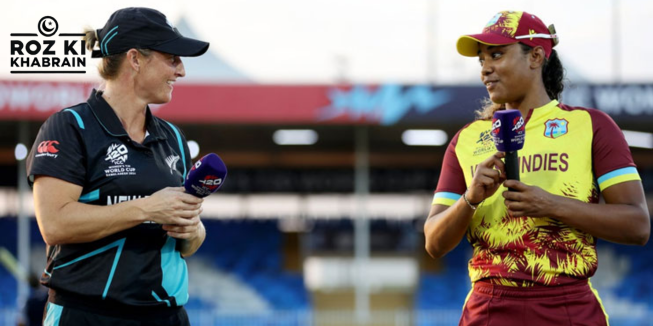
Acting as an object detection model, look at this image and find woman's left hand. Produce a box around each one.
[502,180,556,218]
[162,214,202,240]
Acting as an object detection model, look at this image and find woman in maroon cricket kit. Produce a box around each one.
[424,10,649,326]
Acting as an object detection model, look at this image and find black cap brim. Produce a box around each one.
[149,36,210,57]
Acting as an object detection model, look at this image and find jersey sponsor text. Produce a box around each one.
[107,195,145,205]
[35,140,60,158]
[470,152,569,176]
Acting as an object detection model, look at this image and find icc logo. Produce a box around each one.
[10,16,87,74]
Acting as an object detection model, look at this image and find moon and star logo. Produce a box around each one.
[38,16,58,37]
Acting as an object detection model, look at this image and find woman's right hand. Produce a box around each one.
[143,187,203,226]
[466,152,507,204]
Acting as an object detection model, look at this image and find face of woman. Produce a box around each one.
[135,51,185,104]
[478,43,534,105]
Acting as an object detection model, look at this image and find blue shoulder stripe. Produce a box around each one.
[43,303,63,326]
[597,167,639,185]
[433,192,462,201]
[79,189,99,203]
[64,109,85,129]
[163,120,187,179]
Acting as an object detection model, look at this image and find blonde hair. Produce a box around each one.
[83,28,151,80]
[475,98,505,120]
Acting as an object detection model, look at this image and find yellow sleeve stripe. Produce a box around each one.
[432,192,461,206]
[597,167,641,191]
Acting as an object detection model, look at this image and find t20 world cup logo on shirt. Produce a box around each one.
[106,143,128,165]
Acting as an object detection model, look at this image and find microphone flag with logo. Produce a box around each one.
[491,110,525,189]
[184,153,227,198]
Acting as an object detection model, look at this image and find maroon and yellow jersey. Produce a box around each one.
[432,100,641,286]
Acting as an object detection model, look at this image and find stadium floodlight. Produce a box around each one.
[273,129,318,145]
[623,130,653,149]
[402,129,448,146]
[188,140,200,159]
[14,143,28,161]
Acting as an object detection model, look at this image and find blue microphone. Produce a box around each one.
[492,110,525,189]
[184,153,228,198]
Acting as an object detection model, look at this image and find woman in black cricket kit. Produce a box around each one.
[27,7,210,326]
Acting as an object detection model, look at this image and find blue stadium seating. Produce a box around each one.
[416,241,471,311]
[1,216,652,326]
[197,220,309,310]
[0,269,17,308]
[0,218,311,316]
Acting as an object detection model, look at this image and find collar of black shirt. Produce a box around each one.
[86,89,168,142]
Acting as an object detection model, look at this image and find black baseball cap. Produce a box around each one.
[91,7,209,58]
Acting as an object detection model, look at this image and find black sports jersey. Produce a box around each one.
[26,89,192,311]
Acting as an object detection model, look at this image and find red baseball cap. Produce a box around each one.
[457,11,558,58]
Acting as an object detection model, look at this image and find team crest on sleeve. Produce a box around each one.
[544,119,569,139]
[104,143,136,177]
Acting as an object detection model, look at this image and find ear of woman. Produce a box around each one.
[529,46,546,69]
[126,49,142,72]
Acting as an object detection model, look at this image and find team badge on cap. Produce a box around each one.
[457,10,558,58]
